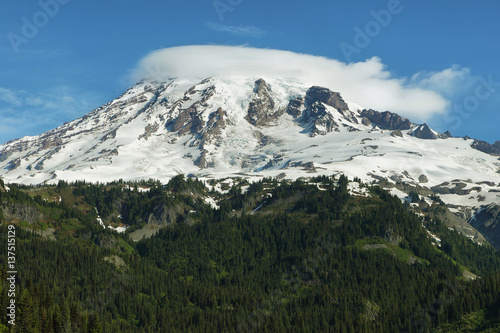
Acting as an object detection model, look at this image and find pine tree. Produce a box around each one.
[17,289,37,333]
[87,314,101,333]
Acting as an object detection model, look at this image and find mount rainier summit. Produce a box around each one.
[1,75,500,244]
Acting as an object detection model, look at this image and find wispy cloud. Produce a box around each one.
[207,22,267,38]
[0,86,101,144]
[132,45,475,123]
[410,65,474,97]
[0,88,23,106]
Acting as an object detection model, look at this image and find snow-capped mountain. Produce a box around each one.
[1,77,499,216]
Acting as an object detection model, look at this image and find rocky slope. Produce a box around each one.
[0,76,499,245]
[469,204,500,249]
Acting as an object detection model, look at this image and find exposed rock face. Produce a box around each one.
[418,174,429,183]
[305,86,349,111]
[301,100,339,136]
[246,79,281,126]
[297,86,355,136]
[95,235,119,250]
[147,202,185,225]
[410,124,439,140]
[189,108,227,148]
[203,108,226,138]
[408,124,449,140]
[139,123,160,140]
[469,204,500,249]
[431,182,472,195]
[361,118,372,126]
[1,203,43,224]
[0,152,12,163]
[360,109,412,130]
[391,130,403,138]
[41,138,62,150]
[103,255,127,269]
[471,140,500,156]
[167,83,218,136]
[194,149,209,169]
[170,105,205,135]
[285,161,316,172]
[6,158,21,171]
[286,97,304,118]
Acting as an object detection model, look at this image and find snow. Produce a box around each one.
[204,197,219,209]
[108,226,129,234]
[389,188,409,199]
[347,182,370,197]
[95,208,105,229]
[426,230,441,246]
[123,185,151,193]
[0,76,499,214]
[94,207,129,233]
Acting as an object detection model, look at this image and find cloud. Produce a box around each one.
[207,22,267,38]
[0,87,101,144]
[131,45,473,123]
[0,87,23,106]
[410,65,474,97]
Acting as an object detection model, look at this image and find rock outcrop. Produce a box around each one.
[408,124,450,140]
[409,124,439,140]
[297,86,355,136]
[147,202,186,225]
[360,109,412,130]
[1,203,43,224]
[246,79,281,126]
[305,86,349,111]
[286,97,304,119]
[301,99,339,136]
[469,204,500,249]
[471,140,500,156]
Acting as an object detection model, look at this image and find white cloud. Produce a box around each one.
[0,87,23,106]
[410,65,474,96]
[26,96,44,106]
[0,87,101,144]
[131,45,470,123]
[207,22,267,38]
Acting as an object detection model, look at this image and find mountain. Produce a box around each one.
[2,174,500,332]
[2,76,500,332]
[1,76,499,242]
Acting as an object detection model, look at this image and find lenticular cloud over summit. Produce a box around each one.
[132,45,458,122]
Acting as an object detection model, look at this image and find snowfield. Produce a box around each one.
[0,77,499,213]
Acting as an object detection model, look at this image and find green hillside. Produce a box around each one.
[1,175,499,332]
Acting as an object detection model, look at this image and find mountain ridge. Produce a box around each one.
[0,77,499,217]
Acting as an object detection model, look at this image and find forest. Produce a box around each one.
[0,175,500,332]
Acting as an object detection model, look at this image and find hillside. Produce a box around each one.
[1,175,500,332]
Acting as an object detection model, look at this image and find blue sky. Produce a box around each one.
[1,0,499,145]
